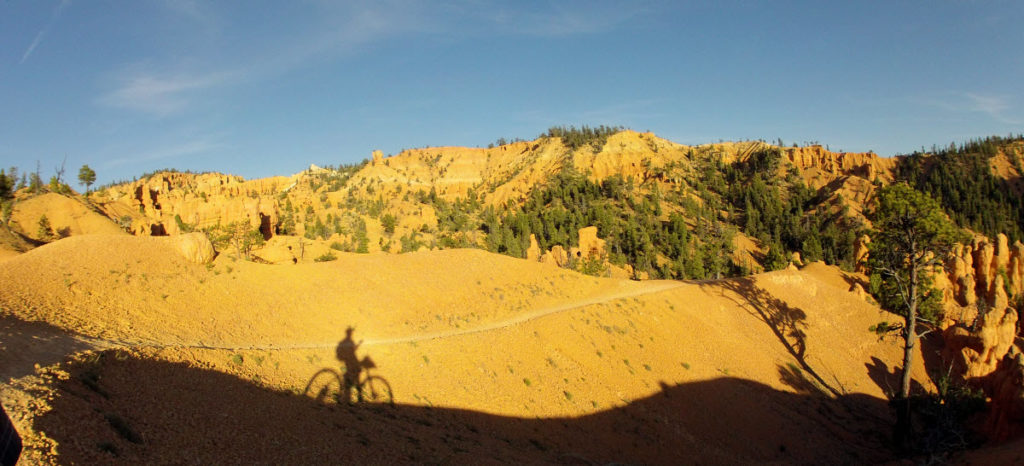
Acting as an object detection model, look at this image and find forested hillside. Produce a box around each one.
[894,135,1024,242]
[5,128,1022,282]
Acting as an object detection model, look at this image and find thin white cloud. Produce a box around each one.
[96,1,631,118]
[914,91,1021,125]
[97,71,231,116]
[260,1,437,71]
[96,2,429,116]
[104,139,224,167]
[21,30,48,64]
[20,0,71,64]
[964,92,1018,123]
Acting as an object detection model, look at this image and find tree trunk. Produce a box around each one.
[899,313,917,399]
[900,254,919,400]
[895,253,919,450]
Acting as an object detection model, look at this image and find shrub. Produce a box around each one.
[315,252,338,262]
[37,214,53,240]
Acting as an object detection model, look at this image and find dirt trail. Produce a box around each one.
[364,280,682,346]
[2,279,684,370]
[143,280,683,351]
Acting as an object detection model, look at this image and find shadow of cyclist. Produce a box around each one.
[336,327,363,403]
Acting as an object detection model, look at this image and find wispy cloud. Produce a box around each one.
[916,91,1021,125]
[95,2,633,118]
[964,93,1018,124]
[20,0,71,64]
[96,2,432,117]
[104,139,225,167]
[97,70,231,116]
[259,1,438,71]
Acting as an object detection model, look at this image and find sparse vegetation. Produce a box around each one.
[207,221,265,260]
[315,252,337,262]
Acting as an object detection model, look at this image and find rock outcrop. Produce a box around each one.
[526,234,542,262]
[170,232,217,264]
[783,145,895,188]
[575,226,606,261]
[943,280,1018,379]
[532,227,609,273]
[854,235,870,274]
[540,245,569,268]
[984,351,1024,442]
[926,233,1024,442]
[94,172,288,239]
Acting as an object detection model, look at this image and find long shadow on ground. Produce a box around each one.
[0,314,96,382]
[30,350,897,465]
[712,278,844,397]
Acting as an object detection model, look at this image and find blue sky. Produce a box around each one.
[1,1,1022,186]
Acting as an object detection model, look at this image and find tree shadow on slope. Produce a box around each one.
[865,356,926,401]
[711,277,844,397]
[30,350,898,465]
[0,314,97,382]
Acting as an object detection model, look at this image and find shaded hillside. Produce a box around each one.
[0,224,35,260]
[25,349,893,465]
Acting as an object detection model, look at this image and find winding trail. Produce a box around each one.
[364,280,683,346]
[53,280,685,355]
[2,279,685,382]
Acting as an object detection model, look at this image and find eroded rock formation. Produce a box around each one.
[575,226,606,261]
[984,351,1024,442]
[942,276,1019,379]
[171,232,217,265]
[532,227,607,270]
[94,172,287,239]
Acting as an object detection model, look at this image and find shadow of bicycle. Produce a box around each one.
[305,355,394,405]
[306,329,394,406]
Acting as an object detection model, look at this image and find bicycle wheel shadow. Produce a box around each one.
[306,327,393,405]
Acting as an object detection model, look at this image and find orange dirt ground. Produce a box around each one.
[1,234,952,464]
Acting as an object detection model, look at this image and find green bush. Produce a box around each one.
[315,252,338,262]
